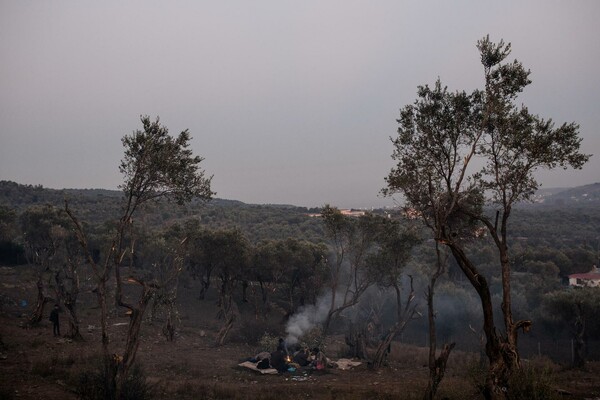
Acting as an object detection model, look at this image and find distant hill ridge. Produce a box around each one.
[2,180,598,210]
[0,180,325,243]
[531,182,600,206]
[0,180,253,210]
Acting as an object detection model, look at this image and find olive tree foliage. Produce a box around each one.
[65,116,213,399]
[211,229,251,346]
[19,205,66,326]
[279,239,328,316]
[320,206,380,337]
[0,205,23,265]
[140,227,188,342]
[384,37,589,399]
[250,238,328,316]
[365,218,421,369]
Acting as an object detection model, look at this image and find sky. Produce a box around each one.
[1,1,599,208]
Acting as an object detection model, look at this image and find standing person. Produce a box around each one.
[49,304,60,337]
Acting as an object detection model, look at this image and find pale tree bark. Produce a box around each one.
[27,276,51,327]
[215,279,238,346]
[54,251,83,340]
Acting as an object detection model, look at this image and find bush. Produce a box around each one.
[507,364,559,400]
[76,359,154,400]
[296,327,324,351]
[258,332,279,352]
[468,362,560,400]
[233,318,275,346]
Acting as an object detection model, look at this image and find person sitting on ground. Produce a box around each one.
[311,347,329,370]
[270,347,288,373]
[252,351,271,369]
[293,347,310,367]
[253,351,270,363]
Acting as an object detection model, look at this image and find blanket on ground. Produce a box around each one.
[238,361,278,375]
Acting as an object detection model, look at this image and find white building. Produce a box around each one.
[568,265,600,287]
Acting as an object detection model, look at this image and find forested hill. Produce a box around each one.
[529,182,600,206]
[0,180,326,243]
[1,180,599,268]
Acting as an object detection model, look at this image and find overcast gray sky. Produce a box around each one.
[1,1,598,208]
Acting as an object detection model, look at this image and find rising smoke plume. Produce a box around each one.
[285,294,332,345]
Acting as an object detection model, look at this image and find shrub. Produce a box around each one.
[468,362,560,400]
[76,359,154,400]
[258,332,279,352]
[506,364,559,400]
[234,318,274,345]
[297,327,324,351]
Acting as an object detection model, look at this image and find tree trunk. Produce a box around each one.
[215,294,237,346]
[371,278,416,370]
[216,314,236,347]
[573,302,586,369]
[371,327,395,369]
[55,268,83,340]
[345,324,368,360]
[241,280,249,302]
[215,279,238,346]
[64,302,82,340]
[115,285,153,399]
[27,277,49,327]
[424,343,455,400]
[424,243,454,400]
[447,242,509,399]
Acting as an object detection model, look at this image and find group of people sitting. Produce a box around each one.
[251,338,329,373]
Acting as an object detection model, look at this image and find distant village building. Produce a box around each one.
[339,209,366,217]
[307,209,366,218]
[568,265,600,287]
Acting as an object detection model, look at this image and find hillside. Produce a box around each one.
[530,182,600,206]
[0,180,326,244]
[2,180,600,399]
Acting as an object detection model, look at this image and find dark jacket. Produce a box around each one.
[270,349,287,373]
[293,350,309,367]
[49,309,59,323]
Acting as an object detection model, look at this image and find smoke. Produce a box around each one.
[285,294,332,345]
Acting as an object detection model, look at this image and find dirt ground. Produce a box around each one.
[1,265,600,400]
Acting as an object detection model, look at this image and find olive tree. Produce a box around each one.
[542,288,600,369]
[19,205,71,327]
[320,206,382,337]
[384,37,589,399]
[65,115,213,399]
[366,217,421,369]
